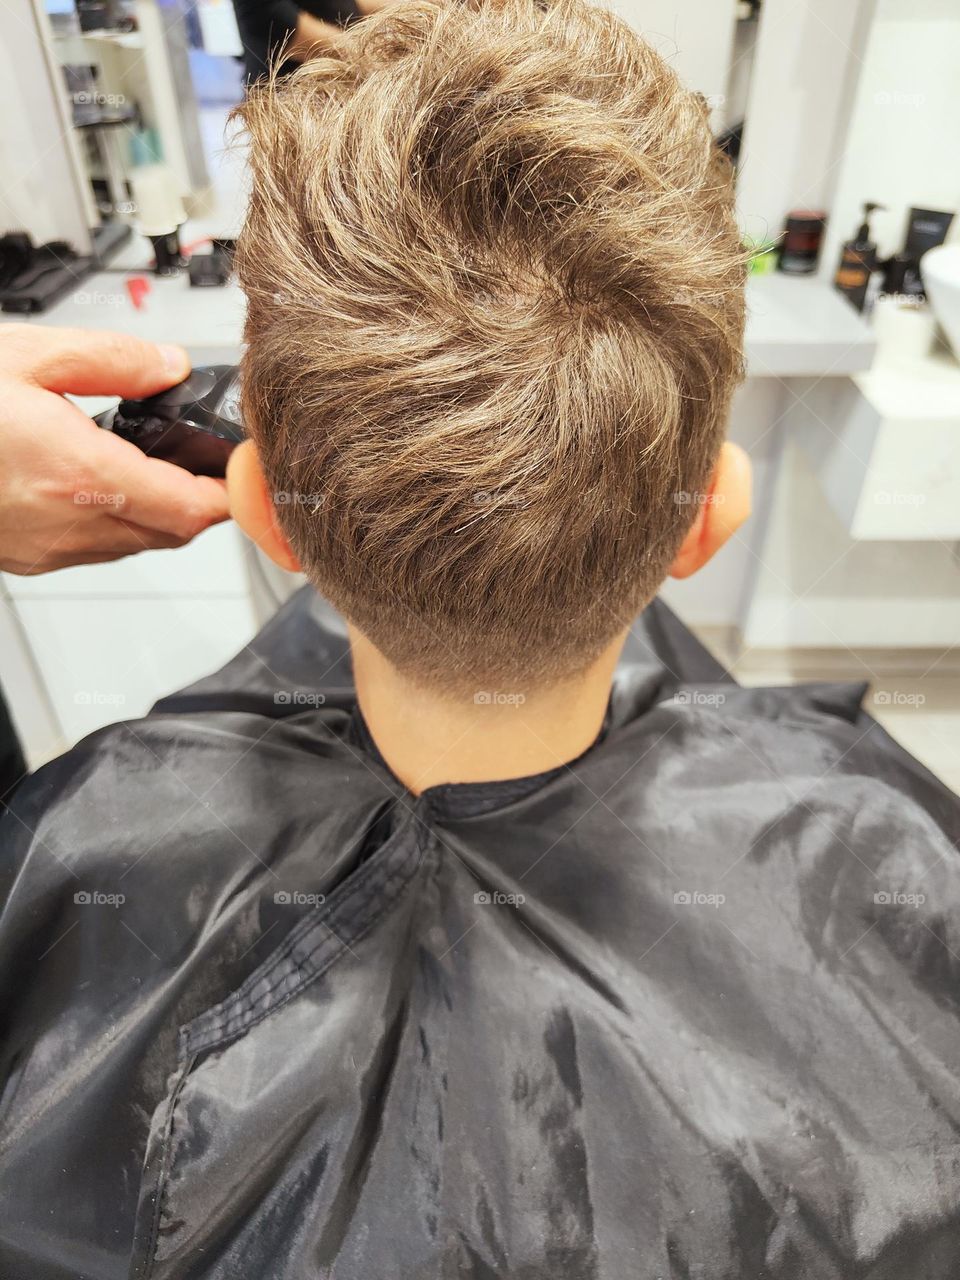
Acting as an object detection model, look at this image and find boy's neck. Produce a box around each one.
[348,628,624,795]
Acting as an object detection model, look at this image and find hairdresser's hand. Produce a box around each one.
[288,0,395,62]
[288,10,342,60]
[0,325,229,575]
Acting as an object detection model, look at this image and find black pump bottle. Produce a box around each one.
[834,201,884,313]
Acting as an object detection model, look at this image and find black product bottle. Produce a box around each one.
[882,207,956,302]
[834,201,884,313]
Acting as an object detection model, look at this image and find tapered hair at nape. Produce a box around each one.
[234,0,746,692]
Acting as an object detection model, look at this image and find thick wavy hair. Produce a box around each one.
[235,0,746,690]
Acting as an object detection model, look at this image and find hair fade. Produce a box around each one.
[235,0,746,690]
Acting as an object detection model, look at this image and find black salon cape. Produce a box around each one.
[1,589,959,1280]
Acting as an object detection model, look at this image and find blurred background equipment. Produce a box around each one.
[130,163,188,273]
[0,231,93,314]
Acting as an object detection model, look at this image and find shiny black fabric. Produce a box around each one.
[0,682,26,810]
[1,589,959,1280]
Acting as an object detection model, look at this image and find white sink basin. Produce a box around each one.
[922,244,960,359]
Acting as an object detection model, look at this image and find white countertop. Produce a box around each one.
[9,273,247,358]
[744,273,875,377]
[4,268,875,377]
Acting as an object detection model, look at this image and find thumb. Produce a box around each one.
[4,325,190,398]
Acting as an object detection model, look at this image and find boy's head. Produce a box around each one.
[229,0,747,692]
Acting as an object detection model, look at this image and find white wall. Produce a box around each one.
[604,0,739,128]
[817,0,960,280]
[736,0,876,247]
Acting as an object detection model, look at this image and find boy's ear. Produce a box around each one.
[226,440,302,573]
[669,441,752,580]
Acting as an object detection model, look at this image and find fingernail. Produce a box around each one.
[157,344,190,380]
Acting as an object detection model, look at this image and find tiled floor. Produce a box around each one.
[719,643,960,796]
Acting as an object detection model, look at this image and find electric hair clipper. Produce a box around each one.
[94,364,244,478]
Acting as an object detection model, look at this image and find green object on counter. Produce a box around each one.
[745,238,779,275]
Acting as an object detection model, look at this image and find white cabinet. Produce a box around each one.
[742,441,960,650]
[14,594,256,744]
[788,358,960,541]
[7,519,250,599]
[2,523,257,762]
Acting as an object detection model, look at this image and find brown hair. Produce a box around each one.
[235,0,746,690]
